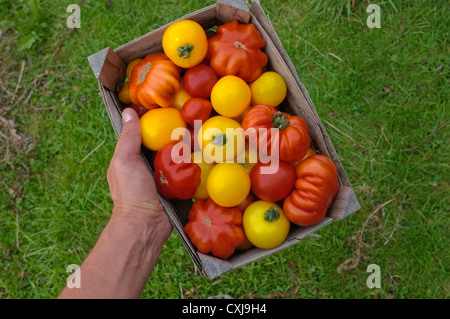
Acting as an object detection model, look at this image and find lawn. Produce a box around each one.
[0,0,448,299]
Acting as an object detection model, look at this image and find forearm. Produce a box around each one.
[58,211,171,299]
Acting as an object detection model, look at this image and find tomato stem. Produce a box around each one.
[234,41,248,51]
[272,112,290,131]
[178,44,194,58]
[138,62,152,84]
[211,133,228,146]
[264,205,280,222]
[202,218,213,228]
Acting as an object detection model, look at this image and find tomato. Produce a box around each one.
[242,104,310,162]
[243,201,290,249]
[236,229,254,251]
[154,142,201,200]
[250,71,287,107]
[183,64,218,98]
[207,163,251,207]
[129,53,180,108]
[210,75,251,118]
[181,98,212,127]
[126,58,143,80]
[198,116,245,163]
[170,77,192,111]
[283,155,339,226]
[232,105,252,124]
[140,107,186,151]
[162,20,208,68]
[250,160,296,202]
[236,191,256,213]
[130,103,151,118]
[291,147,317,168]
[191,151,215,200]
[184,198,244,259]
[207,19,268,82]
[237,142,258,174]
[184,125,201,152]
[118,81,132,104]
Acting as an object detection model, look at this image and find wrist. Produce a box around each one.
[110,206,173,244]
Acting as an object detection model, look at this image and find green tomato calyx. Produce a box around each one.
[211,133,228,146]
[264,205,280,222]
[272,112,290,131]
[178,44,194,58]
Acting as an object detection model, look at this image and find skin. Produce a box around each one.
[58,108,172,299]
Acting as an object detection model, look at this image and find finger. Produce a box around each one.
[113,107,142,160]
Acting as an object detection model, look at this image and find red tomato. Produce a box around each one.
[181,98,212,126]
[186,125,201,152]
[183,64,218,98]
[283,155,339,226]
[250,160,296,202]
[130,103,151,118]
[236,192,256,213]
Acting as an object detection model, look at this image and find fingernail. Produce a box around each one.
[122,109,132,124]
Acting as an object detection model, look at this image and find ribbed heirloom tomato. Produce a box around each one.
[128,52,180,109]
[242,104,310,163]
[283,155,340,226]
[184,199,244,259]
[207,19,268,82]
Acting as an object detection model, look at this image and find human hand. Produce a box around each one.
[107,107,172,237]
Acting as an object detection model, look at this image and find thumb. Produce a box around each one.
[114,107,142,160]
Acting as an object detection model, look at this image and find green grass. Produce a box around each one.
[0,0,449,299]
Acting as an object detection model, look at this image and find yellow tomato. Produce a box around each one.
[210,75,251,118]
[162,20,208,68]
[126,58,143,80]
[243,201,290,249]
[198,116,245,163]
[170,77,192,111]
[250,71,287,107]
[290,147,317,168]
[118,81,132,104]
[236,141,258,174]
[191,151,215,200]
[232,105,252,124]
[206,163,251,207]
[140,107,186,151]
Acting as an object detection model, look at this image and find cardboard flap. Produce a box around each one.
[216,0,250,23]
[198,253,234,278]
[88,48,126,92]
[327,186,361,219]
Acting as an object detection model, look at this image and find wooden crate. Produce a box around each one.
[88,0,360,279]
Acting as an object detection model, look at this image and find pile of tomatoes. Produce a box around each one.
[118,19,340,259]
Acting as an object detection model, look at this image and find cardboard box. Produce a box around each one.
[88,0,360,279]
